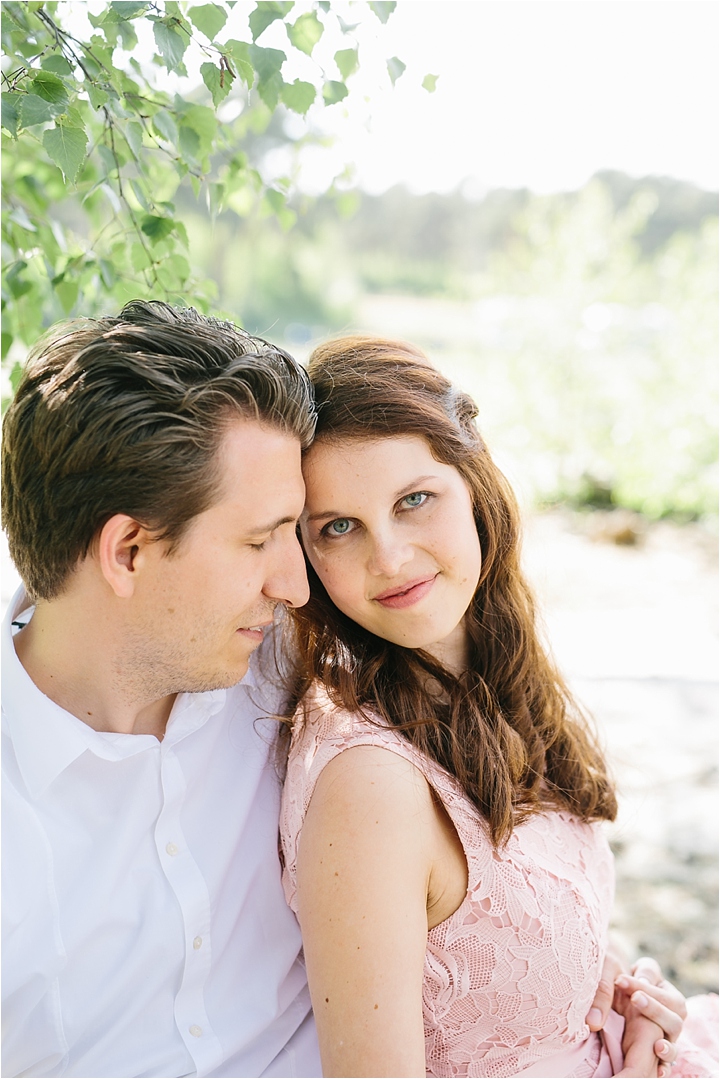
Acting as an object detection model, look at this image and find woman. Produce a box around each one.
[279,336,716,1078]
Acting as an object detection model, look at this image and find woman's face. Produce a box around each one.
[300,435,482,673]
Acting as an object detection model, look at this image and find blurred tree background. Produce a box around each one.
[2,1,717,523]
[183,170,718,523]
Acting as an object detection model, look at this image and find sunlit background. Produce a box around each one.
[2,0,718,994]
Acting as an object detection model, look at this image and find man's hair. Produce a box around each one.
[2,300,316,601]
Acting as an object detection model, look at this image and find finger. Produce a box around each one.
[616,975,688,1022]
[632,956,664,985]
[629,991,684,1042]
[586,976,615,1030]
[654,1038,679,1063]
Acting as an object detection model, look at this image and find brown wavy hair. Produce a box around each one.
[287,335,616,845]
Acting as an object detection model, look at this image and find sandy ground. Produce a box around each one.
[522,511,718,997]
[2,511,717,996]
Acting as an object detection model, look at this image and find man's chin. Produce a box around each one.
[175,660,251,696]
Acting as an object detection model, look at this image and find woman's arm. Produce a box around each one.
[296,745,443,1078]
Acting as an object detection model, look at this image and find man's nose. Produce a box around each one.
[264,531,310,609]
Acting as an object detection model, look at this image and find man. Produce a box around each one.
[2,301,682,1077]
[2,301,319,1077]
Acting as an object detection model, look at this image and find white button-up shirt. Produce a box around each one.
[2,588,320,1078]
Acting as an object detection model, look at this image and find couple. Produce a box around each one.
[2,301,712,1078]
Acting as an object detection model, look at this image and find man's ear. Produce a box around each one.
[97,514,157,598]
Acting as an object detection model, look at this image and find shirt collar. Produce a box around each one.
[1,585,231,798]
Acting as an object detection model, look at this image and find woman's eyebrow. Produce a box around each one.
[393,474,439,499]
[304,475,441,523]
[304,508,344,524]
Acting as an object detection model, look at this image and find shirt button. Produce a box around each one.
[193,936,203,950]
[166,842,179,856]
[189,1025,203,1038]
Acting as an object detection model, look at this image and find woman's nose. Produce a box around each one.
[366,531,413,578]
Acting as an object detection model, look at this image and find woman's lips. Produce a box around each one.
[373,575,438,609]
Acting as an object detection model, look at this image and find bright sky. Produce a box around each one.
[304,0,719,195]
[63,0,719,195]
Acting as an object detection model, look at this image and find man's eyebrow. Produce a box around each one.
[245,515,297,536]
[304,474,441,523]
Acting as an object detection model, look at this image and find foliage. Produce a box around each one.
[185,173,716,521]
[0,0,403,389]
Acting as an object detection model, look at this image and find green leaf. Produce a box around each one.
[208,181,225,216]
[174,220,190,248]
[97,143,119,175]
[6,263,33,299]
[131,242,152,270]
[264,188,296,230]
[249,45,286,110]
[322,80,348,106]
[86,83,109,109]
[179,123,201,162]
[2,94,20,136]
[248,1,294,41]
[248,44,286,83]
[182,104,217,155]
[189,3,227,40]
[31,71,70,106]
[1,334,13,361]
[422,73,438,93]
[387,56,406,85]
[334,48,358,80]
[152,17,188,68]
[156,253,191,289]
[280,79,316,115]
[110,1,149,17]
[98,258,118,288]
[8,207,37,232]
[201,61,233,107]
[130,178,150,210]
[140,214,175,243]
[54,277,79,313]
[369,1,396,23]
[42,123,88,182]
[223,40,254,86]
[125,119,143,158]
[153,110,178,145]
[287,11,323,55]
[61,106,86,131]
[40,55,74,76]
[10,360,24,391]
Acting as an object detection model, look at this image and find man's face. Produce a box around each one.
[125,418,309,697]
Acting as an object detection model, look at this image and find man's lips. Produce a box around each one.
[373,574,438,609]
[236,620,273,642]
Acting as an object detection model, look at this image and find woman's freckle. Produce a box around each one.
[325,997,329,1003]
[167,608,174,614]
[374,1004,379,1010]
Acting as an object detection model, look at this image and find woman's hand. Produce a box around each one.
[615,959,687,1078]
[588,951,686,1077]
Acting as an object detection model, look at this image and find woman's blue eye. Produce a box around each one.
[403,492,427,508]
[329,518,352,535]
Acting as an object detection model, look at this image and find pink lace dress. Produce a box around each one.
[280,684,718,1078]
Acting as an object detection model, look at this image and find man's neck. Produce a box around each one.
[13,593,175,740]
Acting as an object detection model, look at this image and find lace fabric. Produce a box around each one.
[280,683,718,1078]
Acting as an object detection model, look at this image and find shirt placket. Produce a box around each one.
[155,740,222,1077]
